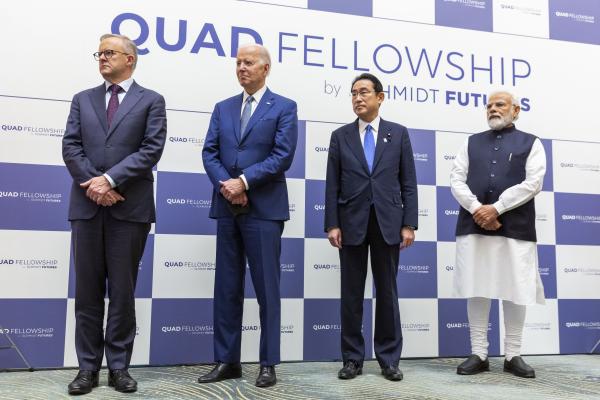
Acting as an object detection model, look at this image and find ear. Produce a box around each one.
[377,91,385,106]
[513,104,521,118]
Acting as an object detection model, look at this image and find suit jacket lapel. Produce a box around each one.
[240,88,275,143]
[372,118,391,172]
[90,84,108,134]
[106,80,144,139]
[230,93,243,143]
[344,119,370,175]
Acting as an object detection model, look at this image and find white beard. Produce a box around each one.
[488,114,513,130]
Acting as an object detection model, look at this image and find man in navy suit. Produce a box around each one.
[62,34,166,395]
[199,44,297,388]
[325,73,418,381]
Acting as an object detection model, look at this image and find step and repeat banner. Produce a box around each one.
[1,0,600,368]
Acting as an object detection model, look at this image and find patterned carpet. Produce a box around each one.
[0,355,599,399]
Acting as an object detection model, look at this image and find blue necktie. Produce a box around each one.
[364,124,375,173]
[240,95,254,139]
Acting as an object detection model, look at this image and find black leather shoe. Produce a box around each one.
[504,356,535,378]
[198,363,242,383]
[68,370,99,395]
[108,369,138,393]
[381,366,403,381]
[255,366,277,388]
[338,360,362,379]
[457,355,489,375]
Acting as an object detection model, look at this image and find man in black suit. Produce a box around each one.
[62,33,167,395]
[324,73,418,381]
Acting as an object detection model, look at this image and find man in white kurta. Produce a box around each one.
[450,91,546,378]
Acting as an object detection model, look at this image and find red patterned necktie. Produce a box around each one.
[107,84,122,128]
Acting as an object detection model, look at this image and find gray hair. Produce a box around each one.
[100,33,138,69]
[238,43,271,69]
[488,91,520,121]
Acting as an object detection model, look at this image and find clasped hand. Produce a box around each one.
[472,205,501,231]
[80,176,124,206]
[219,178,247,206]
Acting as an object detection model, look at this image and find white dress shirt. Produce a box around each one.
[358,115,380,146]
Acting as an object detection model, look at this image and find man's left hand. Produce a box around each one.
[473,205,499,227]
[219,178,245,201]
[400,227,415,250]
[81,176,112,203]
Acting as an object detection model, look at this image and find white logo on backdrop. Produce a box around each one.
[161,325,213,335]
[554,12,595,24]
[443,0,486,10]
[0,123,64,137]
[0,327,54,338]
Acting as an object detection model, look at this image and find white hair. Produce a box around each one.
[488,91,520,121]
[237,43,271,69]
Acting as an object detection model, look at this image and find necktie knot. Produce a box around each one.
[109,84,122,95]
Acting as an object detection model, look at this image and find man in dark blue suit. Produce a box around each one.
[325,73,418,381]
[199,44,298,388]
[62,34,166,395]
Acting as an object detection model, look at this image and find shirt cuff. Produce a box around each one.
[467,200,483,215]
[492,200,505,215]
[239,174,249,190]
[103,173,116,188]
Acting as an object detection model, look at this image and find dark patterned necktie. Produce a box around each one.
[107,84,122,128]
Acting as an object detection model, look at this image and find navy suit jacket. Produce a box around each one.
[325,118,418,245]
[202,88,298,221]
[62,81,167,223]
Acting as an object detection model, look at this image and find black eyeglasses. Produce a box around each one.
[351,90,375,98]
[93,49,130,61]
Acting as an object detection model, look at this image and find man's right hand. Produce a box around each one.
[98,190,125,206]
[480,219,502,231]
[327,227,342,249]
[229,192,248,206]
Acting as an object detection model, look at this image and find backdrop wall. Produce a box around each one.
[1,0,599,368]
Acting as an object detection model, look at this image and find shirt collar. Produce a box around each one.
[105,77,134,93]
[243,85,267,106]
[358,115,381,134]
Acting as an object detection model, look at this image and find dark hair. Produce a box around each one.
[351,73,383,93]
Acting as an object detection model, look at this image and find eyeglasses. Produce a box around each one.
[351,90,375,99]
[93,49,130,61]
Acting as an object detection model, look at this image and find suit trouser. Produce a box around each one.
[71,208,150,371]
[339,206,403,368]
[213,215,283,366]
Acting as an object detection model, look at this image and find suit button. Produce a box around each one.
[490,173,495,177]
[99,167,105,172]
[494,147,499,151]
[489,189,493,193]
[105,144,112,148]
[492,160,497,164]
[497,135,502,139]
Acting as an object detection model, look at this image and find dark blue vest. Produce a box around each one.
[455,126,538,242]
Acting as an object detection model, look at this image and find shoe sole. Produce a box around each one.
[457,365,490,375]
[108,379,138,392]
[198,371,243,383]
[503,367,535,378]
[338,369,362,379]
[68,380,98,395]
[255,379,277,388]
